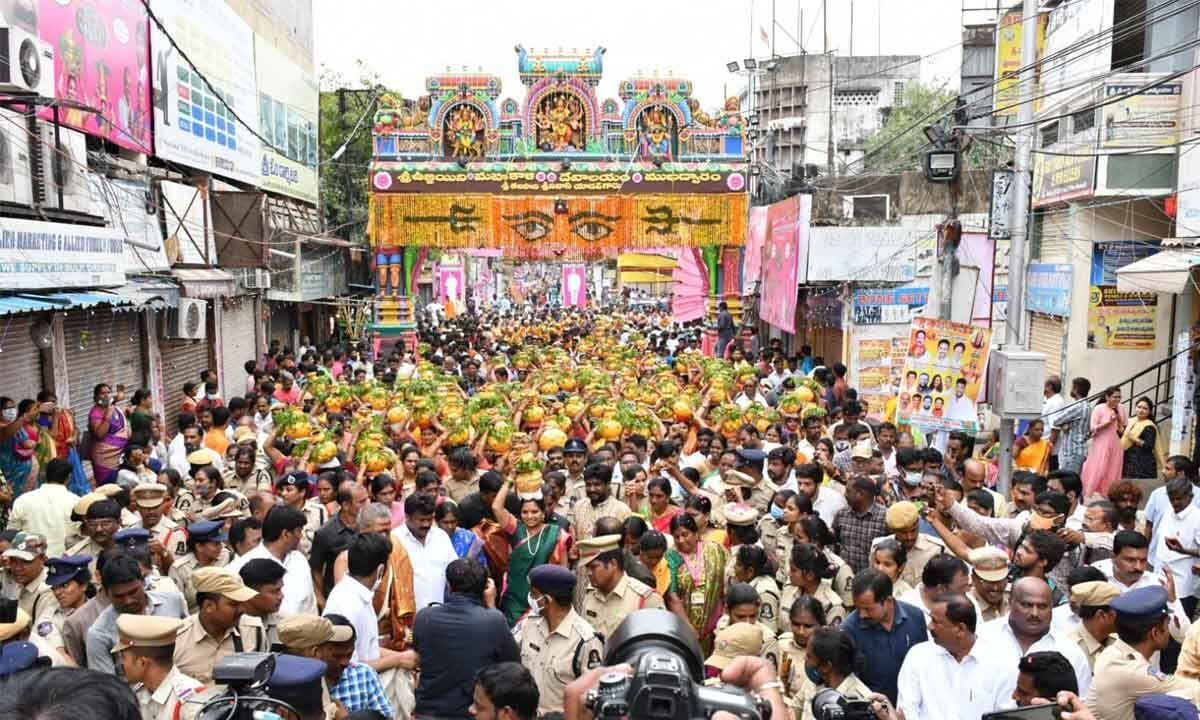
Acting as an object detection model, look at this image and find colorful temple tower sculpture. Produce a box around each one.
[368,47,749,355]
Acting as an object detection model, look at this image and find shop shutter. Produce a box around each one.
[65,309,146,429]
[1037,210,1072,263]
[1029,313,1065,380]
[221,297,258,399]
[0,316,45,405]
[161,333,213,434]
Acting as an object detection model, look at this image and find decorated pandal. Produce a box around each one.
[368,46,749,345]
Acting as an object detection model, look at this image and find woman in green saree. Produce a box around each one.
[493,480,570,625]
[667,512,728,653]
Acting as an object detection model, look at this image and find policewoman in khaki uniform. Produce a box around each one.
[40,554,93,663]
[172,567,265,685]
[518,564,603,716]
[1085,585,1200,720]
[168,520,232,614]
[577,534,662,640]
[112,614,205,720]
[801,627,873,720]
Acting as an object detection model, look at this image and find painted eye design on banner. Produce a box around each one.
[570,211,619,242]
[502,211,554,242]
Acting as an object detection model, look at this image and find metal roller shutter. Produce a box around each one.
[1029,313,1065,380]
[1037,211,1072,263]
[0,316,44,404]
[221,297,257,399]
[64,310,146,429]
[161,333,213,434]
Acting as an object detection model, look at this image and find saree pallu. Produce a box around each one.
[88,406,129,485]
[500,520,569,626]
[667,540,728,653]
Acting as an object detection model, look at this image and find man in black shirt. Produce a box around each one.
[308,480,366,602]
[413,558,520,719]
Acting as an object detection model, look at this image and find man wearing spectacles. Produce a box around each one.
[66,497,122,582]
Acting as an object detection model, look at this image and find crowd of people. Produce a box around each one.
[0,308,1194,720]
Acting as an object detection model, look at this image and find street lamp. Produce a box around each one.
[726,61,740,73]
[743,58,758,70]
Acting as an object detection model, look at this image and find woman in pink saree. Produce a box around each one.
[1081,386,1127,499]
[88,383,130,486]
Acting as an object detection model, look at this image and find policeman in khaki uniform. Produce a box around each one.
[1065,580,1119,672]
[722,503,761,587]
[872,501,945,591]
[169,520,231,615]
[704,622,764,675]
[68,496,122,580]
[966,546,1011,623]
[112,614,205,720]
[1,533,58,622]
[132,483,188,561]
[519,565,603,716]
[1085,586,1200,720]
[577,534,663,640]
[173,566,266,685]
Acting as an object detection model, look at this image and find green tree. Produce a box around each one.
[319,61,395,241]
[860,81,1009,173]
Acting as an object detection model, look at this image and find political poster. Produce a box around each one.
[759,195,808,333]
[854,335,909,421]
[896,317,992,432]
[561,264,587,308]
[1087,285,1156,349]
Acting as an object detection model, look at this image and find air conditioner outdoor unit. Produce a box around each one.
[36,122,91,212]
[166,298,207,340]
[244,268,272,290]
[0,27,53,96]
[0,108,31,206]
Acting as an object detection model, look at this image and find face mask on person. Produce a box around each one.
[1,408,16,422]
[904,471,922,487]
[207,394,219,401]
[769,504,785,521]
[527,593,544,616]
[805,664,823,685]
[834,440,850,453]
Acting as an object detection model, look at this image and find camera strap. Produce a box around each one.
[231,630,243,654]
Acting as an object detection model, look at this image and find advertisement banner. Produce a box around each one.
[807,226,917,282]
[0,217,124,289]
[994,8,1047,117]
[254,38,318,202]
[742,205,769,288]
[1171,331,1195,455]
[1091,241,1160,285]
[149,0,260,184]
[1087,285,1156,349]
[1032,154,1095,207]
[438,265,463,305]
[851,287,929,326]
[1025,263,1072,316]
[854,335,910,420]
[561,264,587,308]
[1101,81,1182,148]
[896,317,992,432]
[759,195,808,333]
[26,0,153,152]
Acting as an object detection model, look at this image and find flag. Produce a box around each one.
[760,26,770,46]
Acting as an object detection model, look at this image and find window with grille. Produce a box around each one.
[1040,121,1060,148]
[893,81,906,107]
[834,91,879,107]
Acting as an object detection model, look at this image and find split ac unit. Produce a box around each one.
[165,298,207,340]
[243,268,272,290]
[0,27,53,96]
[0,108,31,206]
[36,122,91,213]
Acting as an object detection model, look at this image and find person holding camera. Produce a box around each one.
[111,614,204,720]
[797,626,873,720]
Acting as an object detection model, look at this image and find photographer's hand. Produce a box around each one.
[563,664,633,720]
[719,656,789,720]
[866,692,902,720]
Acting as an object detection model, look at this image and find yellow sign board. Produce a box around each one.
[994,9,1048,117]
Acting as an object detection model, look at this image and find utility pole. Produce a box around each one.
[823,0,834,174]
[996,0,1037,496]
[849,0,854,56]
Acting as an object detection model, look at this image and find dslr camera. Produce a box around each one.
[585,610,771,720]
[196,653,290,720]
[810,689,878,720]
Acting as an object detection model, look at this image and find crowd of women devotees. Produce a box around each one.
[1,309,1199,720]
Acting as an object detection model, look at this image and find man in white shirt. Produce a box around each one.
[946,377,978,423]
[1151,478,1200,602]
[167,423,204,477]
[324,531,416,677]
[7,458,79,557]
[794,463,846,527]
[227,505,316,616]
[898,593,1008,720]
[896,555,970,626]
[1092,529,1192,642]
[975,577,1092,705]
[1042,377,1066,468]
[391,493,458,611]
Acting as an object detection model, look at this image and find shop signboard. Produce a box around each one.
[1025,263,1072,316]
[0,217,124,289]
[851,287,929,326]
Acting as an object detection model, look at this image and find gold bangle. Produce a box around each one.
[754,681,785,694]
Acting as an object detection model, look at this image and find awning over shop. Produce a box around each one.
[618,253,677,285]
[1115,248,1200,294]
[0,291,141,316]
[173,268,236,298]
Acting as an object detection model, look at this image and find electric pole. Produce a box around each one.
[996,0,1037,496]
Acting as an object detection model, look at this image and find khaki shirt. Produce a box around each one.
[873,533,945,590]
[800,674,873,720]
[146,517,189,558]
[137,665,206,720]
[301,498,327,556]
[519,609,604,716]
[444,470,482,503]
[174,490,204,521]
[968,587,1010,625]
[580,574,663,639]
[750,575,782,635]
[173,613,266,685]
[570,495,631,542]
[714,617,781,670]
[1068,625,1116,672]
[781,579,846,627]
[1085,638,1200,720]
[777,633,808,697]
[223,467,273,495]
[14,568,58,622]
[35,605,72,653]
[757,517,782,559]
[65,537,106,581]
[168,551,232,615]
